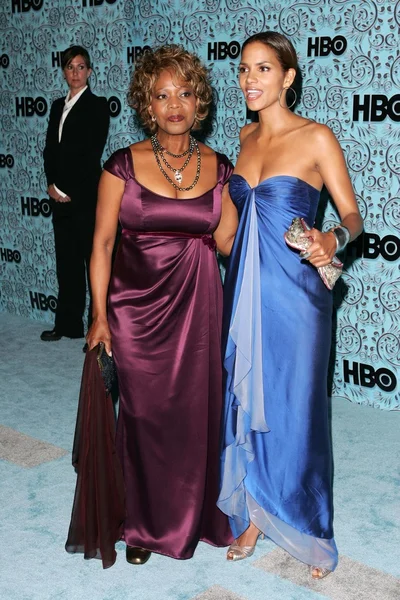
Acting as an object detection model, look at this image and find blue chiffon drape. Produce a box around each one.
[218,175,338,570]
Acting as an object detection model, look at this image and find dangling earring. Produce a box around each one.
[151,115,156,122]
[278,86,297,109]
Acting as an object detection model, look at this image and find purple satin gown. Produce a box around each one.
[104,147,233,559]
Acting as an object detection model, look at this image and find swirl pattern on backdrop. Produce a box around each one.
[0,0,398,408]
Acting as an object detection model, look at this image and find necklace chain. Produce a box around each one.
[151,134,201,191]
[152,135,195,182]
[152,137,192,159]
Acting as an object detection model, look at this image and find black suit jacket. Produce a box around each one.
[43,87,110,217]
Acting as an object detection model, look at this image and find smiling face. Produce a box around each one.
[63,55,92,97]
[239,42,295,111]
[148,69,198,136]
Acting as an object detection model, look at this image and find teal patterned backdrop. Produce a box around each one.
[0,0,399,409]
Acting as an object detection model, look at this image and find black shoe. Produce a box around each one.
[82,343,88,353]
[40,329,62,342]
[126,546,151,565]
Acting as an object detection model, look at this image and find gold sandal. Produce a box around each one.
[310,566,331,579]
[227,531,264,562]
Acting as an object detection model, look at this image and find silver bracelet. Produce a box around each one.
[331,225,351,252]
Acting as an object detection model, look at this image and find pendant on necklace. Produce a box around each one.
[174,171,182,183]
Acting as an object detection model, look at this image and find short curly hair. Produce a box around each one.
[128,44,213,133]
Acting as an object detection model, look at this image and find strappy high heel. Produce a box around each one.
[227,531,264,562]
[310,566,331,579]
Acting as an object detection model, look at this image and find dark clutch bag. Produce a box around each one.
[96,342,116,394]
[284,217,343,290]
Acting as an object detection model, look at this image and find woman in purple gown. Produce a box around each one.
[86,45,237,565]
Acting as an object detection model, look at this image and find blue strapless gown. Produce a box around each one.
[217,175,338,570]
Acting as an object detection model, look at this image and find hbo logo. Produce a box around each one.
[21,197,52,218]
[207,41,241,61]
[0,248,21,263]
[344,360,397,393]
[363,233,400,261]
[12,0,43,12]
[353,94,400,122]
[51,51,65,68]
[82,0,117,6]
[127,46,151,65]
[16,97,48,117]
[349,232,400,262]
[0,154,14,168]
[108,96,121,118]
[0,54,10,68]
[307,36,347,57]
[29,292,57,313]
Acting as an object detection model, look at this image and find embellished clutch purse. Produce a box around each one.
[284,217,343,290]
[96,342,116,394]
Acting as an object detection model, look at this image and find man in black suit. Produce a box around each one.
[42,45,110,342]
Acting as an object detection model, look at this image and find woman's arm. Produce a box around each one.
[304,125,363,268]
[86,170,125,354]
[43,100,60,186]
[88,97,110,160]
[213,183,239,256]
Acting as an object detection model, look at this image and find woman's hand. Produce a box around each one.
[47,184,71,203]
[47,184,59,200]
[300,228,337,268]
[86,317,112,356]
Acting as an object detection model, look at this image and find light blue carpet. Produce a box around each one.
[1,313,399,600]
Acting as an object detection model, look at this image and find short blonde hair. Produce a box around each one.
[128,45,213,133]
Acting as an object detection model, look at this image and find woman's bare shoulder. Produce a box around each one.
[129,139,153,162]
[197,140,216,156]
[300,120,336,140]
[305,123,342,156]
[240,122,258,144]
[130,139,149,150]
[290,120,338,153]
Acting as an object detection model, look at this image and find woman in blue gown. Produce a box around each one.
[215,32,363,579]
